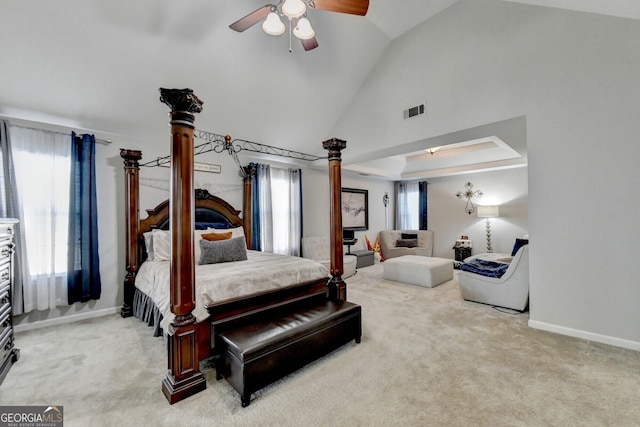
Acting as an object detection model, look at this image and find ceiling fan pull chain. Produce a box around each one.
[289,18,293,53]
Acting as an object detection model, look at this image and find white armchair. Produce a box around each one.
[457,244,529,311]
[301,236,357,278]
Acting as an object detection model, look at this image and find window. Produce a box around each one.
[10,126,71,309]
[255,164,302,256]
[395,181,428,230]
[269,167,300,255]
[396,182,419,229]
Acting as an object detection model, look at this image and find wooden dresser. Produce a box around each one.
[0,219,19,385]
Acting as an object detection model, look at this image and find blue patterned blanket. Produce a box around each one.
[459,259,509,278]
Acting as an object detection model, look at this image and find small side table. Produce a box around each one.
[454,247,471,262]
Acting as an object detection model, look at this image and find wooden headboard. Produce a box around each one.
[136,188,244,263]
[139,189,242,233]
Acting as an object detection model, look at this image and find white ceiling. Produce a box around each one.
[367,0,640,37]
[1,0,639,179]
[366,0,462,39]
[346,136,524,180]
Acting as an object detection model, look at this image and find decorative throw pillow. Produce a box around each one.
[202,231,232,241]
[511,238,529,256]
[396,238,418,248]
[199,236,248,265]
[194,229,220,261]
[401,233,418,240]
[208,227,244,239]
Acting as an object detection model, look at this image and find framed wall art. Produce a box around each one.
[342,187,368,230]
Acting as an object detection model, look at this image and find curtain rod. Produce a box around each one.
[8,123,112,145]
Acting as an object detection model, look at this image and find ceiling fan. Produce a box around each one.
[229,0,369,52]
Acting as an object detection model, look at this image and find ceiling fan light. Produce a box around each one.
[293,17,315,40]
[262,12,285,36]
[282,0,306,19]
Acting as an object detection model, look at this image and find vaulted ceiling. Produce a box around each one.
[1,0,638,178]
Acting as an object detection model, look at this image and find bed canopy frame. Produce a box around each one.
[120,88,349,404]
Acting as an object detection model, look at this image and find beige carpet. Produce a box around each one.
[1,264,639,426]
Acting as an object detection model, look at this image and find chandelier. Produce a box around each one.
[262,0,316,44]
[455,182,483,215]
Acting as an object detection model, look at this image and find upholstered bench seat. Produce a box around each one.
[383,255,454,288]
[215,299,362,407]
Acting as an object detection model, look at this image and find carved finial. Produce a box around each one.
[195,189,210,200]
[242,163,258,179]
[159,88,203,114]
[322,138,347,160]
[120,149,142,167]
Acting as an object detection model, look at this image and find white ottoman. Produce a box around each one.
[383,255,454,288]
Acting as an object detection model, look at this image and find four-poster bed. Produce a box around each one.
[120,88,360,405]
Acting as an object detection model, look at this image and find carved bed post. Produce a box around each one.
[159,88,206,404]
[322,138,347,303]
[242,163,257,250]
[120,149,142,318]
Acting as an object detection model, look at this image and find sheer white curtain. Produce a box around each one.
[257,164,302,256]
[395,181,420,230]
[0,121,30,315]
[257,164,273,252]
[10,126,70,312]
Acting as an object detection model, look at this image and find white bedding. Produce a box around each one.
[135,250,330,333]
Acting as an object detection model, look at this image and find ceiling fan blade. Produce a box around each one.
[229,5,273,32]
[310,0,369,16]
[301,37,319,51]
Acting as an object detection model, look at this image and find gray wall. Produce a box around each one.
[428,167,529,258]
[330,0,640,349]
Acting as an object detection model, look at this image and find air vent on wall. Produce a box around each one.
[403,103,425,119]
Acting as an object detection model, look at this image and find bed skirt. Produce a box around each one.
[133,288,164,337]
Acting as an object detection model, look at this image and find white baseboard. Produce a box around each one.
[14,307,122,333]
[528,319,640,352]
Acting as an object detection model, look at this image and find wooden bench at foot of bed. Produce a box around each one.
[214,294,362,407]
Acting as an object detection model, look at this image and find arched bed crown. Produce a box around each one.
[139,189,244,234]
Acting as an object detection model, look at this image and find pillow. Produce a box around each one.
[151,229,171,261]
[143,231,155,261]
[401,233,418,240]
[194,229,216,261]
[209,226,244,239]
[202,231,232,241]
[511,238,529,256]
[396,238,418,248]
[199,237,248,265]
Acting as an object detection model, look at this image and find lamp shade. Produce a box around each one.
[293,17,315,39]
[262,12,285,35]
[282,0,306,18]
[477,205,499,218]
